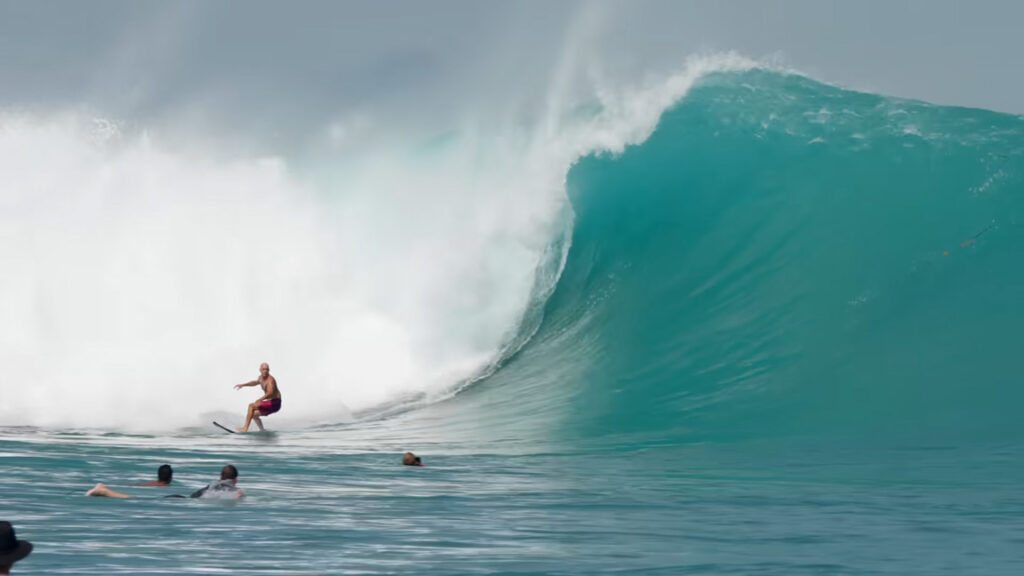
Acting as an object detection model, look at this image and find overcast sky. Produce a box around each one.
[1,1,1020,149]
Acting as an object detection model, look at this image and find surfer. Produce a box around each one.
[234,362,282,432]
[403,452,425,467]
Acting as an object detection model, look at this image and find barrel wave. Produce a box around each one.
[457,69,1024,449]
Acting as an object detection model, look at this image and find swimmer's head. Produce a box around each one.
[157,464,173,483]
[221,464,239,482]
[402,452,424,467]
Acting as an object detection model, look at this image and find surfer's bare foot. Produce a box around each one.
[236,426,248,432]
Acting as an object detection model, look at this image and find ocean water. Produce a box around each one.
[3,66,1024,574]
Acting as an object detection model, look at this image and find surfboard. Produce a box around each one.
[213,421,273,435]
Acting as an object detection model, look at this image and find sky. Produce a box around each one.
[0,0,1021,149]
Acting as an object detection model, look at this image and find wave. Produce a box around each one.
[455,69,1024,448]
[12,57,1018,447]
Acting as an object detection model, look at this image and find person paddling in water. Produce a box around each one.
[234,362,282,432]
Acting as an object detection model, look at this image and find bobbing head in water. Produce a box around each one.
[402,452,424,467]
[0,521,33,573]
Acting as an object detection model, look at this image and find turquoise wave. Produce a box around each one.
[464,70,1024,448]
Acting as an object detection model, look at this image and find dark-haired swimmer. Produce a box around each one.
[139,464,173,486]
[82,464,173,497]
[403,452,425,467]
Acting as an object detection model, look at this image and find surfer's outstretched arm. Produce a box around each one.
[234,380,259,390]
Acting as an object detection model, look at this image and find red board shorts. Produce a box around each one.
[258,398,282,416]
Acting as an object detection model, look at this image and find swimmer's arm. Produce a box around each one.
[86,483,131,498]
[103,489,132,498]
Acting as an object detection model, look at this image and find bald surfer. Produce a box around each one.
[233,363,282,432]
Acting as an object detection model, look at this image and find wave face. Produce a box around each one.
[466,70,1024,448]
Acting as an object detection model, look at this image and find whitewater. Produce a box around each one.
[0,54,756,430]
[3,54,1024,574]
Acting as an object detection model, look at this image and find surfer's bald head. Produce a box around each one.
[260,363,269,372]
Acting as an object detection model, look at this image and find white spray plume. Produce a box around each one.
[0,53,756,430]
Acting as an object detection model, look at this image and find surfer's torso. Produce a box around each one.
[259,375,281,399]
